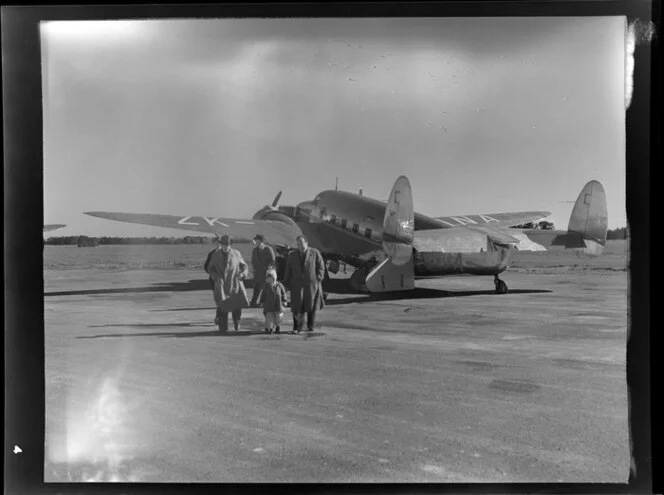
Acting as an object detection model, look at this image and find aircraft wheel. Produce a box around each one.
[495,280,508,294]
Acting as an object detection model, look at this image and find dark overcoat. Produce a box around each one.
[259,282,288,313]
[283,247,325,313]
[251,244,276,286]
[205,248,250,311]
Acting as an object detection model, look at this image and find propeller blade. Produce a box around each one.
[271,191,283,208]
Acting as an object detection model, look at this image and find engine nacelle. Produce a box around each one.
[251,207,298,226]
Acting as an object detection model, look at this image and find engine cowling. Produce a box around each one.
[251,207,298,226]
[251,191,298,226]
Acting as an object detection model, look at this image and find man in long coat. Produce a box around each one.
[283,235,325,333]
[205,234,250,331]
[249,234,276,307]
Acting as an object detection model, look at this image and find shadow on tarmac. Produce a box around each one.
[324,288,552,306]
[78,330,257,339]
[45,277,374,297]
[149,287,552,314]
[45,279,218,297]
[77,319,324,339]
[80,318,263,339]
[47,277,551,302]
[46,277,340,297]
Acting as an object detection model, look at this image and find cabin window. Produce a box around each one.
[330,214,336,224]
[320,207,327,219]
[352,223,359,234]
[340,218,347,229]
[365,228,372,238]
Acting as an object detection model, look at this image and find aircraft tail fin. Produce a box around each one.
[382,175,414,265]
[366,176,415,292]
[565,180,608,255]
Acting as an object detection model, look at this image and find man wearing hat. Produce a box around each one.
[250,233,276,307]
[205,234,250,331]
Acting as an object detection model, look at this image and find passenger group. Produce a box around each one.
[204,233,325,334]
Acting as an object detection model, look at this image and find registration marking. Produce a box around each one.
[203,217,229,227]
[178,216,199,225]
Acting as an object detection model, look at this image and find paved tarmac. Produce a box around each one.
[44,268,629,482]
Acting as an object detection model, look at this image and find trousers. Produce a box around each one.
[217,308,242,331]
[293,310,316,331]
[265,312,283,330]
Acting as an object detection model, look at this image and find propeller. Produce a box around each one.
[271,191,282,208]
[252,191,286,220]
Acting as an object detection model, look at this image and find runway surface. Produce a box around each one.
[44,261,629,482]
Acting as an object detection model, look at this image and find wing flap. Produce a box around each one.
[84,211,302,247]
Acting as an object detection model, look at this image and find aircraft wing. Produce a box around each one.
[43,224,66,232]
[416,181,607,256]
[413,224,548,253]
[433,211,550,228]
[84,211,302,247]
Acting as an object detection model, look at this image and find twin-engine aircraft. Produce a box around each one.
[85,177,608,294]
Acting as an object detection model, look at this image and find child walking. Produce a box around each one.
[259,268,288,334]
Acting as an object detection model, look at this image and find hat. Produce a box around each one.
[253,234,265,242]
[215,234,231,245]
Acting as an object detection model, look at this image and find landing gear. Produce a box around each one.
[327,259,340,275]
[349,257,379,293]
[494,275,508,294]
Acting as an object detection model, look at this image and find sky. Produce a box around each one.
[41,17,627,237]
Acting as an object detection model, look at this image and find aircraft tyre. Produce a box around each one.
[494,277,508,295]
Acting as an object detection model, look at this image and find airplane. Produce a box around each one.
[43,224,66,232]
[84,176,607,295]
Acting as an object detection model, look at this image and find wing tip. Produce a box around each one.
[84,211,122,219]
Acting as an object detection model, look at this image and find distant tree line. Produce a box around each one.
[510,223,627,240]
[44,236,214,246]
[606,227,628,240]
[44,228,628,246]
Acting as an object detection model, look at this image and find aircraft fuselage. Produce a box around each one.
[290,190,513,277]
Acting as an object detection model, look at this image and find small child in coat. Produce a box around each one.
[259,268,288,334]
